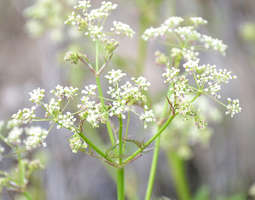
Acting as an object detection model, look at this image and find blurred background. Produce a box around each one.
[0,0,255,199]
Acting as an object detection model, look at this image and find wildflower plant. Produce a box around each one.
[0,121,43,198]
[4,1,241,200]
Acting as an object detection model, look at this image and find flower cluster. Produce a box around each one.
[105,69,154,125]
[44,98,61,116]
[5,127,23,144]
[162,67,180,83]
[8,107,36,128]
[144,16,241,127]
[64,51,84,64]
[105,69,126,85]
[111,21,135,38]
[78,85,106,127]
[142,16,227,55]
[56,112,76,132]
[69,133,87,153]
[190,17,208,26]
[50,85,78,99]
[24,126,48,150]
[140,106,156,128]
[142,17,184,41]
[65,0,135,47]
[29,88,45,104]
[225,98,242,118]
[7,68,154,153]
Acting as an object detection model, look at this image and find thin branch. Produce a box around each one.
[78,56,96,74]
[97,53,114,75]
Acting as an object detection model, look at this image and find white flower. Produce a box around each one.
[86,25,106,41]
[12,107,36,125]
[74,0,91,12]
[109,100,129,119]
[162,67,180,83]
[57,112,76,131]
[66,0,119,44]
[164,17,184,27]
[181,47,199,61]
[69,133,87,153]
[174,26,201,41]
[105,69,126,85]
[51,85,78,99]
[24,126,48,150]
[190,17,208,26]
[6,127,23,144]
[183,59,199,73]
[29,88,45,104]
[140,107,156,128]
[171,48,182,58]
[142,17,183,41]
[85,103,106,127]
[81,84,97,96]
[225,98,241,118]
[132,76,151,91]
[44,98,61,116]
[111,21,135,38]
[201,35,227,55]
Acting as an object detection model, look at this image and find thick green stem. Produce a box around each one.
[117,168,125,200]
[23,192,32,200]
[145,136,161,200]
[167,150,191,200]
[117,117,125,200]
[17,150,25,188]
[95,41,115,145]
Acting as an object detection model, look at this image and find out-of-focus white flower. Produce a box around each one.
[6,127,23,144]
[29,88,45,104]
[25,126,48,150]
[190,17,208,26]
[111,21,135,38]
[225,98,241,118]
[69,133,87,153]
[105,69,126,85]
[140,107,156,128]
[57,112,76,132]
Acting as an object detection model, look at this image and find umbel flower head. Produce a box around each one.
[65,0,135,55]
[143,16,241,127]
[7,69,154,153]
[142,16,226,55]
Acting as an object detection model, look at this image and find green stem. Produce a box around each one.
[167,150,191,200]
[77,131,113,163]
[23,192,33,200]
[17,150,25,188]
[124,92,201,166]
[95,41,115,145]
[117,168,125,200]
[119,117,123,164]
[144,100,169,200]
[123,114,176,166]
[117,117,125,200]
[123,111,130,152]
[145,135,161,200]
